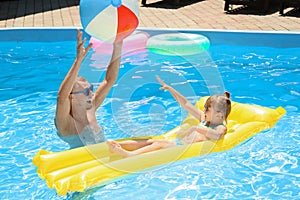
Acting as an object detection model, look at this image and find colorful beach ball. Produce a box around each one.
[80,0,139,43]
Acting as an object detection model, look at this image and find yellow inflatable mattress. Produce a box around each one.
[32,97,286,195]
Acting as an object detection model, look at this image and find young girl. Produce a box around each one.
[107,76,231,157]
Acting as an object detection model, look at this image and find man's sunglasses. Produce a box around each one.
[70,85,93,96]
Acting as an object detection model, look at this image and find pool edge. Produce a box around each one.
[0,27,300,47]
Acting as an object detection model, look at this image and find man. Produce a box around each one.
[54,29,123,148]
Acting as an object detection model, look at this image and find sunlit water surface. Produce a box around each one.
[0,34,299,199]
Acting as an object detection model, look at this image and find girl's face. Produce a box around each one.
[204,94,231,125]
[204,104,224,124]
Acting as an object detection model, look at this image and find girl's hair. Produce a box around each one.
[204,91,232,120]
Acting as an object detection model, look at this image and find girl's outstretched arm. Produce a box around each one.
[156,75,205,121]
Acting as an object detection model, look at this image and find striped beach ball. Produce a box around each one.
[80,0,139,43]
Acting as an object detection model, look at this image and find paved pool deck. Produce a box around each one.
[0,0,300,31]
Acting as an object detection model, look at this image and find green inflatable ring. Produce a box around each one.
[146,33,210,56]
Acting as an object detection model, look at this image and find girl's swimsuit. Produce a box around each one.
[198,120,224,129]
[175,121,224,145]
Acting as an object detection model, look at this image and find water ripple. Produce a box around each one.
[1,40,300,199]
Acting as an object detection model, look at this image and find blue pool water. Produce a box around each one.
[0,28,299,199]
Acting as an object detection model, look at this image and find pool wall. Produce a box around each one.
[0,27,300,48]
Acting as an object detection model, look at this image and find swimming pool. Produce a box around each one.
[0,28,299,199]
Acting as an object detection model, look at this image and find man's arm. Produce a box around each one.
[55,30,92,127]
[93,41,123,108]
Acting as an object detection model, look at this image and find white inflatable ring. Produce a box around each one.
[146,33,210,56]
